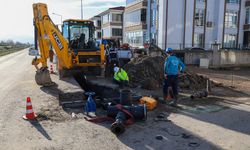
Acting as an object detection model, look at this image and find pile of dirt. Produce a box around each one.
[178,72,209,90]
[124,55,165,90]
[124,55,209,90]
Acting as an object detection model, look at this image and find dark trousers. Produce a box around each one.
[113,79,129,87]
[163,75,178,100]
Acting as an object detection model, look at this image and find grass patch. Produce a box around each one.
[0,46,28,57]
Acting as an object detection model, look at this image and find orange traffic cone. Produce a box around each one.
[50,64,54,74]
[23,97,37,120]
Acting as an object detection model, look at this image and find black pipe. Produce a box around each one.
[120,89,132,106]
[108,104,147,135]
[111,111,126,135]
[107,105,147,121]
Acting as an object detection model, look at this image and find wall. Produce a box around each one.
[181,50,250,67]
[219,50,250,66]
[183,51,213,65]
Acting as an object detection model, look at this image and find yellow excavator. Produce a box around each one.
[32,3,105,86]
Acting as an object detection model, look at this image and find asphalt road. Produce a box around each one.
[0,49,35,148]
[0,49,128,150]
[1,49,250,150]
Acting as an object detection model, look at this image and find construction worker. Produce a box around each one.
[113,67,129,87]
[163,48,185,106]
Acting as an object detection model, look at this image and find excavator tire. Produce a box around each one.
[35,68,55,86]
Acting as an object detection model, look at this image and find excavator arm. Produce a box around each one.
[32,3,74,86]
[33,3,73,69]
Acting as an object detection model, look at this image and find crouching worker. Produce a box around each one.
[113,67,129,87]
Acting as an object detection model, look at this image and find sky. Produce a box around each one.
[0,0,125,43]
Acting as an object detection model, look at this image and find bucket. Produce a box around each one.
[120,89,132,106]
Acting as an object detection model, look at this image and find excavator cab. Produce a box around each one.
[62,19,97,51]
[61,19,105,74]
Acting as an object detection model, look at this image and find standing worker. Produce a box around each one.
[163,48,185,106]
[113,67,129,87]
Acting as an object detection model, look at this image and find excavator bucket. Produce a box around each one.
[35,69,55,86]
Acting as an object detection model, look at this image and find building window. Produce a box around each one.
[195,9,205,26]
[225,10,238,28]
[246,8,250,24]
[125,31,146,47]
[112,28,122,36]
[102,14,109,24]
[97,20,101,27]
[102,28,110,37]
[141,9,147,22]
[112,14,122,22]
[194,33,204,48]
[196,0,205,3]
[226,0,239,4]
[224,34,236,48]
[124,10,141,27]
[97,32,101,38]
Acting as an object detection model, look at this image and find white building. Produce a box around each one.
[124,0,147,47]
[99,7,124,43]
[89,15,102,42]
[157,0,249,50]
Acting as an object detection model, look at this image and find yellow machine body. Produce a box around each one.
[32,3,105,85]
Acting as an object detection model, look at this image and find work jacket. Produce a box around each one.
[114,69,129,81]
[164,55,185,75]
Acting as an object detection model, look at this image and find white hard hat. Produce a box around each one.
[114,67,119,73]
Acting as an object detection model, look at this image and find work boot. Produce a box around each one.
[169,95,178,107]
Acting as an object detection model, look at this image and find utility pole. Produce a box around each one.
[52,13,63,25]
[81,0,83,19]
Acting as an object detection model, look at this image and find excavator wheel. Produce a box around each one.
[35,68,55,86]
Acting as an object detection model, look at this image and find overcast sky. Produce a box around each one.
[0,0,125,43]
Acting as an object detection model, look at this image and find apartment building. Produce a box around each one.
[99,7,124,43]
[89,15,102,42]
[157,0,248,50]
[124,0,147,47]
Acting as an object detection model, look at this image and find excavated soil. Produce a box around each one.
[124,55,209,90]
[36,101,71,122]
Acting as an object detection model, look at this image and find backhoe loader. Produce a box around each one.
[32,3,105,86]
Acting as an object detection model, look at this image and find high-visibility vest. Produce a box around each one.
[114,69,129,81]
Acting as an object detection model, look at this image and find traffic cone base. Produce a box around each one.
[23,113,37,120]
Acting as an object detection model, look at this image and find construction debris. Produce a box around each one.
[124,55,210,90]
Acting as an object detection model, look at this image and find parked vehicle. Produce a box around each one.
[186,47,206,51]
[28,47,39,56]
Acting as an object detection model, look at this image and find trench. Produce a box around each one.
[73,73,120,99]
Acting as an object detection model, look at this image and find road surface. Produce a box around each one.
[0,49,250,150]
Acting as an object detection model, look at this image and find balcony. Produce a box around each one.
[125,0,147,12]
[124,23,147,32]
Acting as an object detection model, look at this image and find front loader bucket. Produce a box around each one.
[35,69,54,86]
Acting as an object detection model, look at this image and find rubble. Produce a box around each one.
[124,54,209,90]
